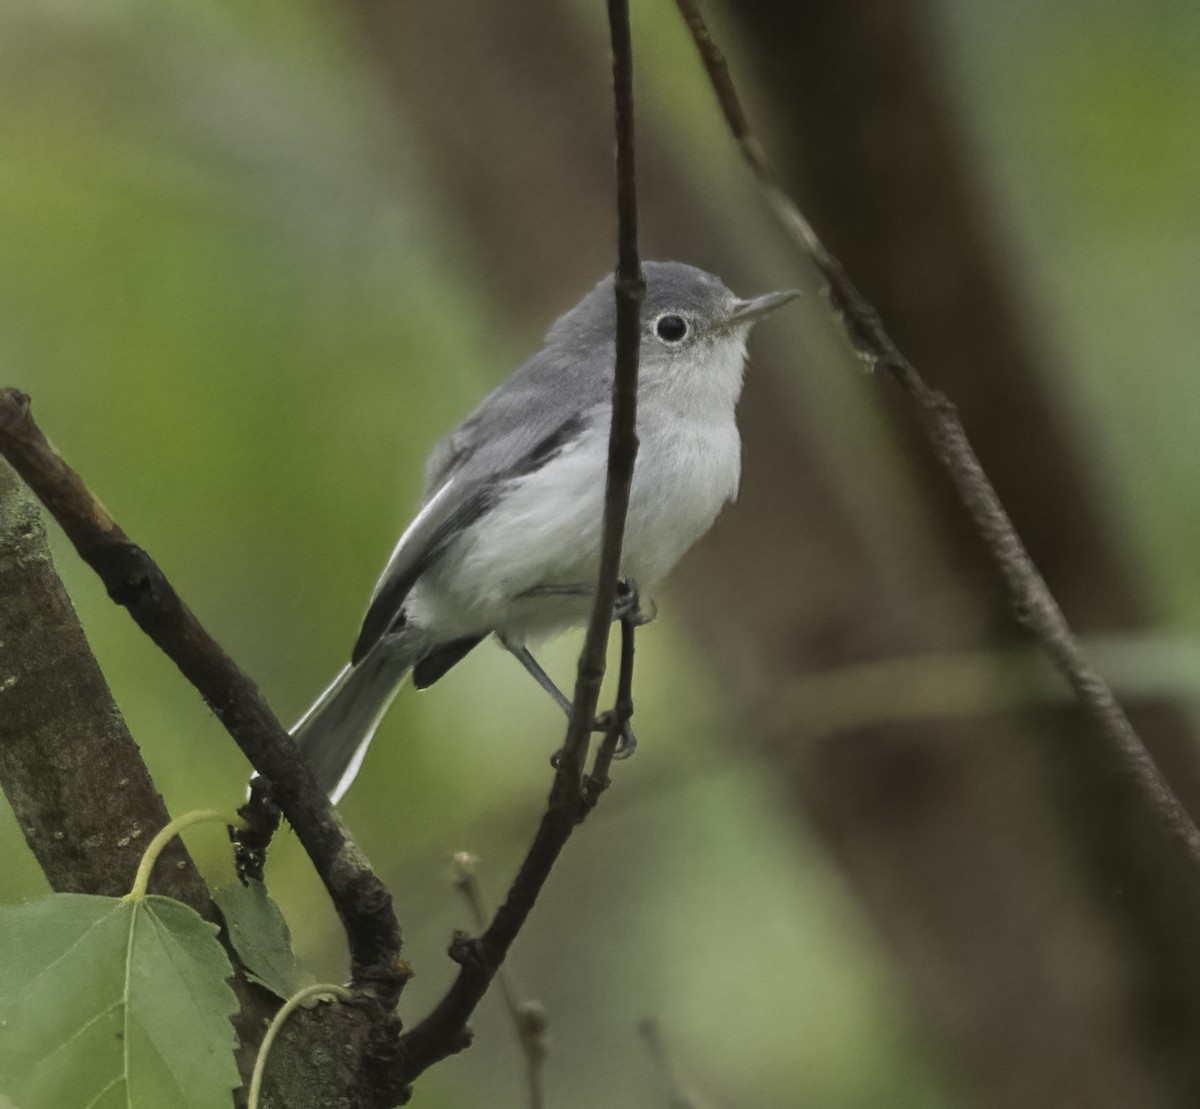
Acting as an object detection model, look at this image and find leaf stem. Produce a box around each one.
[248,983,352,1109]
[127,809,243,902]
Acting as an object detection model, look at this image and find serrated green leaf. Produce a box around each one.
[213,881,313,1002]
[0,893,239,1109]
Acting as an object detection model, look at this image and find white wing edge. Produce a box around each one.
[366,476,457,605]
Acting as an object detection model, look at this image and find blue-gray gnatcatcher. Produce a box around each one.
[292,261,796,801]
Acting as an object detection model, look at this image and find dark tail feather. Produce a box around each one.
[290,638,417,802]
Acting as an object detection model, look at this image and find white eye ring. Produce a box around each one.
[654,314,689,344]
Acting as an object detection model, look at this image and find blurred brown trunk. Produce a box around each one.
[343,1,1200,1104]
[721,1,1200,1104]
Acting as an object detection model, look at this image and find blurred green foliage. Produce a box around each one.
[941,0,1200,625]
[2,0,1198,1106]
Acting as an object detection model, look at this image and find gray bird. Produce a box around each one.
[292,261,796,801]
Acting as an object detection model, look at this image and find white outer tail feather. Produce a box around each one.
[290,638,417,802]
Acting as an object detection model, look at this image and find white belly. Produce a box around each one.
[408,415,741,644]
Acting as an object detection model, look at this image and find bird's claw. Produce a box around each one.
[614,578,655,627]
[600,711,638,759]
[549,714,637,767]
[614,726,637,758]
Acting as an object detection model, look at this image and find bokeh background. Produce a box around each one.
[3,0,1200,1106]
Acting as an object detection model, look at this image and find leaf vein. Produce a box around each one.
[30,998,121,1068]
[79,1072,123,1109]
[9,902,125,998]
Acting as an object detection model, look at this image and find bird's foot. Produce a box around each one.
[596,710,638,759]
[548,715,637,767]
[614,578,655,627]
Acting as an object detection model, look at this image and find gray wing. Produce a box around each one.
[350,346,609,664]
[349,472,495,664]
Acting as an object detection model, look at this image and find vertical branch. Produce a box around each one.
[556,0,646,796]
[395,0,644,1083]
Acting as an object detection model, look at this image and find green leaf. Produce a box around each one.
[213,881,313,1002]
[0,893,239,1109]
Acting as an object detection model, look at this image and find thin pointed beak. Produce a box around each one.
[723,289,800,330]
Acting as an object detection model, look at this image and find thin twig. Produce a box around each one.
[0,388,406,1003]
[453,853,549,1109]
[586,611,638,801]
[613,608,637,723]
[672,0,1200,867]
[394,0,644,1084]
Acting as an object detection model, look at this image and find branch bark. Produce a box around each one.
[0,458,210,908]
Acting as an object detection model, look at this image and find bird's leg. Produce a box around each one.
[499,637,574,716]
[498,634,638,759]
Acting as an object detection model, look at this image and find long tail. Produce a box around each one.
[290,636,420,802]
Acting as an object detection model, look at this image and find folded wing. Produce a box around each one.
[350,346,608,664]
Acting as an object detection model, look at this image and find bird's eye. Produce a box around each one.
[655,314,688,343]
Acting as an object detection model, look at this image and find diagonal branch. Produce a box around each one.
[393,0,644,1085]
[673,0,1200,869]
[0,388,405,1004]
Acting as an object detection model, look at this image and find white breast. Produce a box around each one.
[620,412,740,590]
[411,338,747,645]
[618,331,747,588]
